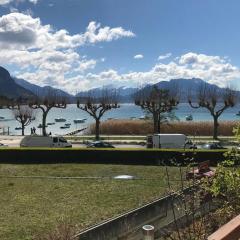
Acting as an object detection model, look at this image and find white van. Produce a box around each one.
[147,134,196,149]
[20,135,72,148]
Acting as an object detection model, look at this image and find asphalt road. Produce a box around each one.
[0,136,235,149]
[0,136,145,148]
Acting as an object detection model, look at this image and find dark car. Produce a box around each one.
[0,142,8,147]
[86,141,115,148]
[201,143,226,149]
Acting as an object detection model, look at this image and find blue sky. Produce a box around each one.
[0,0,240,93]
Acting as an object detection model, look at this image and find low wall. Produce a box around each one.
[0,148,226,165]
[74,187,210,240]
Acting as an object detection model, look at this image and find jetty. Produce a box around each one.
[65,127,87,136]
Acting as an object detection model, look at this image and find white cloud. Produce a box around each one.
[0,13,135,50]
[1,13,238,93]
[61,52,240,92]
[0,0,38,5]
[0,13,135,92]
[158,53,172,60]
[134,54,144,59]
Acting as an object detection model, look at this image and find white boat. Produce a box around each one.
[186,114,193,121]
[65,123,71,126]
[60,125,70,129]
[236,111,240,116]
[139,116,145,120]
[73,118,87,124]
[55,118,66,122]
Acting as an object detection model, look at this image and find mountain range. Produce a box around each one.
[0,66,237,102]
[0,66,34,99]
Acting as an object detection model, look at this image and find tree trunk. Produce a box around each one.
[153,112,158,133]
[213,116,219,140]
[42,111,47,136]
[21,122,25,136]
[95,119,100,140]
[157,114,161,134]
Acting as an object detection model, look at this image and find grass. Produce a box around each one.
[0,164,183,240]
[87,119,238,136]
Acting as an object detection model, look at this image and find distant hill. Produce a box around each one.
[0,67,34,99]
[134,78,235,102]
[76,85,137,102]
[1,65,237,103]
[14,77,74,101]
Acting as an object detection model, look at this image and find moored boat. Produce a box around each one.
[186,114,193,121]
[55,118,66,122]
[47,122,55,125]
[60,125,70,129]
[73,118,87,124]
[37,124,48,128]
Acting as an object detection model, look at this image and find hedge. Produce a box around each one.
[0,148,227,166]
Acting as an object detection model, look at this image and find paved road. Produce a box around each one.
[0,136,235,149]
[72,143,145,148]
[0,136,145,148]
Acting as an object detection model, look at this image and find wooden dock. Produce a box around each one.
[65,127,87,136]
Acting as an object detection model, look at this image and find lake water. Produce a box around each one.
[0,103,240,135]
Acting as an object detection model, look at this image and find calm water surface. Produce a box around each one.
[0,103,240,135]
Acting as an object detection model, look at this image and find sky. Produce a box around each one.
[0,0,240,94]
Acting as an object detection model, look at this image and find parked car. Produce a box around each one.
[20,135,72,148]
[201,143,226,149]
[86,141,115,148]
[0,142,8,147]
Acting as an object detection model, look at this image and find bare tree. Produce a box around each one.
[188,84,237,139]
[77,89,119,140]
[12,106,35,136]
[135,85,179,133]
[29,92,67,136]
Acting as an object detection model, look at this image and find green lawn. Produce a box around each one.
[0,164,183,240]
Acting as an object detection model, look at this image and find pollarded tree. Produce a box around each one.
[188,84,237,140]
[77,89,120,140]
[29,92,67,136]
[0,97,35,136]
[135,85,179,133]
[12,106,35,136]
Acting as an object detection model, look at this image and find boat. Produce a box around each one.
[139,116,146,120]
[186,114,193,121]
[15,127,22,130]
[55,118,66,122]
[37,124,48,128]
[47,122,55,125]
[65,123,71,126]
[60,125,70,129]
[0,116,4,120]
[236,111,240,116]
[73,118,87,124]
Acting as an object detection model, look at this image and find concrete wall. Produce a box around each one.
[74,187,204,240]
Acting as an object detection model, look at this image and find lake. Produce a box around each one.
[0,103,240,135]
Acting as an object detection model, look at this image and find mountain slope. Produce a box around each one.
[0,67,34,99]
[14,77,74,100]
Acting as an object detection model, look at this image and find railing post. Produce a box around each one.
[142,225,154,240]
